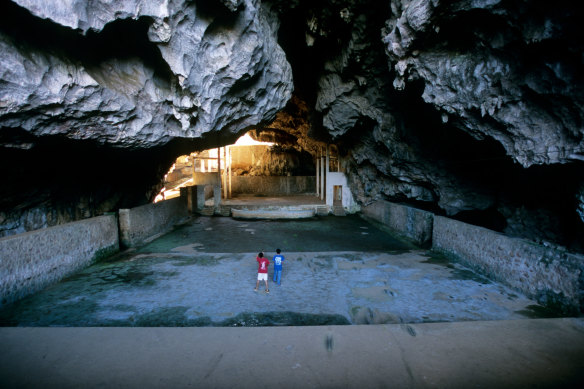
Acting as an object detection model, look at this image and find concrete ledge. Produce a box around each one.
[432,216,584,314]
[119,197,188,248]
[231,208,315,219]
[1,319,583,388]
[0,215,118,307]
[362,201,433,247]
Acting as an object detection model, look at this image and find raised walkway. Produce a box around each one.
[221,194,327,218]
[1,318,583,388]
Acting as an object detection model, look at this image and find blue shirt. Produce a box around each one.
[272,254,285,270]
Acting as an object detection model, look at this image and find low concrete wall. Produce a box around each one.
[193,172,220,186]
[231,176,315,196]
[362,201,434,247]
[0,215,119,307]
[432,216,584,314]
[119,197,188,248]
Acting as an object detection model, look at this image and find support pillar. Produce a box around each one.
[223,147,227,200]
[213,185,221,209]
[195,185,205,211]
[320,148,325,201]
[192,156,197,182]
[316,157,320,197]
[325,144,330,205]
[228,146,232,199]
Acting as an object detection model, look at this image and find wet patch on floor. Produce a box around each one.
[220,311,351,327]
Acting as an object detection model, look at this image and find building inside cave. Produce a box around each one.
[157,131,355,218]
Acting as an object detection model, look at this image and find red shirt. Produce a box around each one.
[257,256,269,273]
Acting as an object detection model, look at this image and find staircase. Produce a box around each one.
[198,206,215,216]
[219,205,232,216]
[316,206,329,216]
[332,205,346,216]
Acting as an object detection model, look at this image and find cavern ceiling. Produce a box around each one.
[0,0,583,252]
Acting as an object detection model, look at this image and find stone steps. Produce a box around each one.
[219,206,231,217]
[198,206,215,216]
[316,206,329,216]
[231,208,315,219]
[332,205,346,216]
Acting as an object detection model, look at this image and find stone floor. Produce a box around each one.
[0,215,554,327]
[2,214,583,388]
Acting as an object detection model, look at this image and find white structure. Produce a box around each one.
[315,145,359,212]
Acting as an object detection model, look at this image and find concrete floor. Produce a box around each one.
[0,215,550,326]
[1,214,583,388]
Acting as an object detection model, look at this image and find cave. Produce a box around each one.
[1,0,582,254]
[1,0,584,385]
[1,0,583,252]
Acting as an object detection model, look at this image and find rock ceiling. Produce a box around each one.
[0,0,583,252]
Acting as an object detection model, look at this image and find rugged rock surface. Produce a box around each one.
[384,0,584,167]
[1,0,583,252]
[1,0,292,147]
[0,0,292,235]
[282,0,584,250]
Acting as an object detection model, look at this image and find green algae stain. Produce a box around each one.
[99,308,350,327]
[220,311,350,327]
[421,252,490,284]
[515,304,566,319]
[449,268,491,284]
[420,252,454,268]
[132,307,209,327]
[1,298,102,327]
[91,245,120,263]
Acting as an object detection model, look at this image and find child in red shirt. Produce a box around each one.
[254,252,270,293]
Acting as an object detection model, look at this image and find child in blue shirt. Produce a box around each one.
[272,248,285,285]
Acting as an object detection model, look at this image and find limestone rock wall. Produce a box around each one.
[0,0,583,253]
[0,0,292,235]
[385,0,584,167]
[283,0,584,251]
[1,0,292,147]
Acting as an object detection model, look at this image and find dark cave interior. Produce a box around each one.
[0,0,582,253]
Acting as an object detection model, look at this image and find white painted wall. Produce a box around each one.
[325,172,358,211]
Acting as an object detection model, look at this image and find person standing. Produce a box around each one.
[254,252,270,293]
[272,248,285,285]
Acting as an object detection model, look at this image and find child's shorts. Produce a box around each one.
[257,273,267,281]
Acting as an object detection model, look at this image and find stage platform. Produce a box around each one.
[211,195,330,218]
